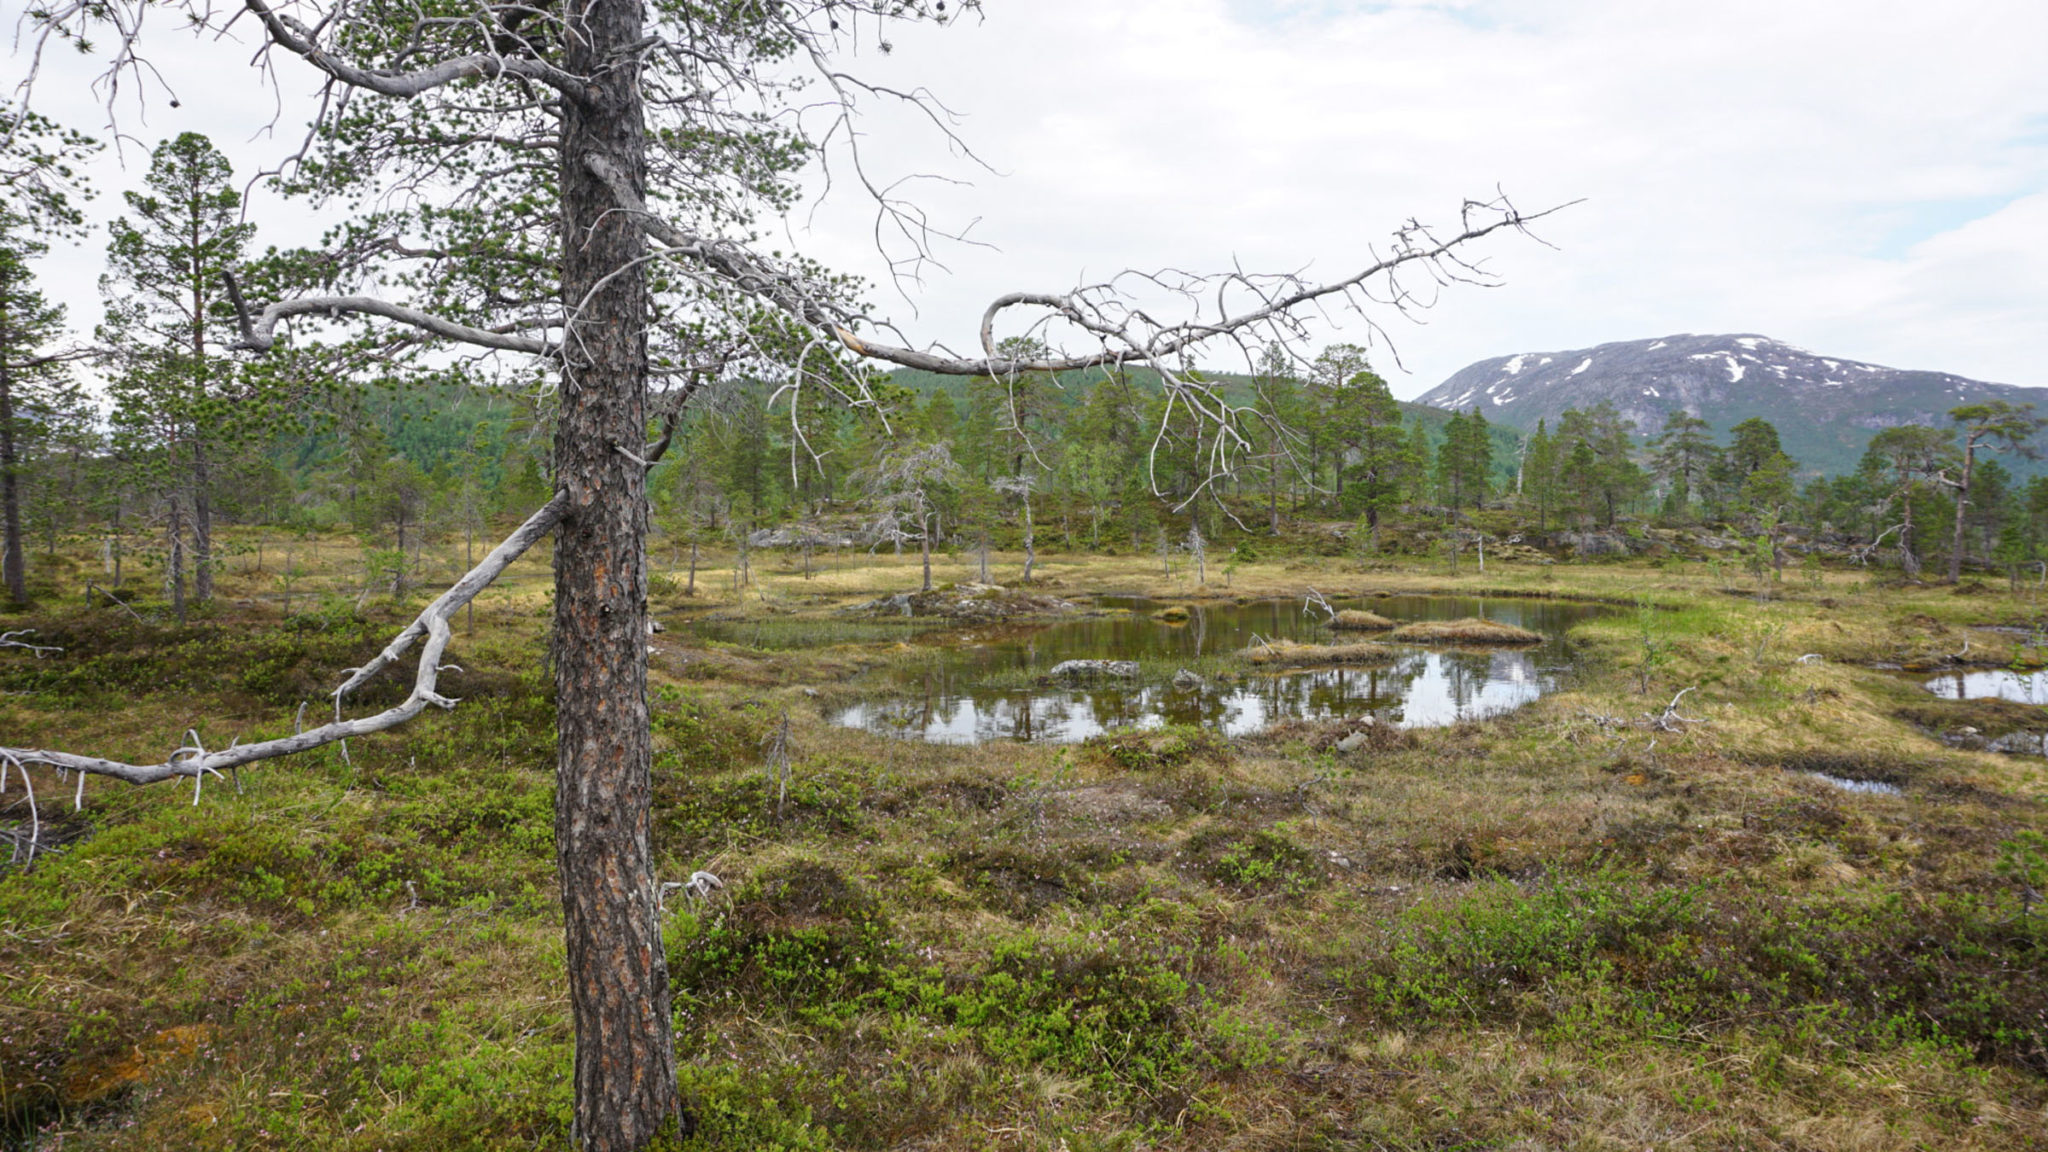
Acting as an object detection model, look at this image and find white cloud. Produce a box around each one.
[14,0,2048,397]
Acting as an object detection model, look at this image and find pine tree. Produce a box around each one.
[99,133,263,614]
[0,100,96,604]
[1330,363,1412,541]
[1860,425,1956,576]
[1435,407,1494,513]
[1522,419,1559,530]
[1943,402,2046,583]
[1558,403,1644,527]
[0,224,91,603]
[1649,410,1718,521]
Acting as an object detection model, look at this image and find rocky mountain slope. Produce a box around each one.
[1416,334,2047,475]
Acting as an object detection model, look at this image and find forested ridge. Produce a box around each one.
[5,134,2044,610]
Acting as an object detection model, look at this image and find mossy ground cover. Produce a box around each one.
[3,534,2046,1149]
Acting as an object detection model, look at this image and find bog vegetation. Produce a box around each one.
[4,533,2048,1148]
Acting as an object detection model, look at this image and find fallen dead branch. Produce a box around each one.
[0,629,62,657]
[0,492,569,854]
[1646,687,1708,733]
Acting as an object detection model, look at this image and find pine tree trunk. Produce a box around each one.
[1268,468,1279,535]
[193,440,213,602]
[0,358,24,604]
[168,500,187,626]
[920,507,933,592]
[551,1,685,1146]
[1948,452,1974,585]
[1900,498,1919,577]
[1020,493,1035,584]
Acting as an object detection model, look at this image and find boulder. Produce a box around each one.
[1986,731,2048,756]
[1048,659,1140,682]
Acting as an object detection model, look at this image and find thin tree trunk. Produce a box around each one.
[1020,493,1035,584]
[191,441,214,603]
[1948,451,1974,585]
[1900,497,1919,577]
[168,499,187,626]
[0,359,23,604]
[920,508,933,592]
[552,0,685,1145]
[1268,463,1279,535]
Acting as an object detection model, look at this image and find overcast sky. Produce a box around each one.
[14,0,2048,399]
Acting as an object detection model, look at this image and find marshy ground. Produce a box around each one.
[2,533,2046,1149]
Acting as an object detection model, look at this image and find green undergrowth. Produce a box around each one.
[4,565,2048,1150]
[1352,872,2046,1070]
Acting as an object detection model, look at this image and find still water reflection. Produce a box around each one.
[806,595,1605,745]
[1924,668,2048,705]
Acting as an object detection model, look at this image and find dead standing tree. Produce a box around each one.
[10,2,1559,1147]
[859,441,961,593]
[993,471,1038,584]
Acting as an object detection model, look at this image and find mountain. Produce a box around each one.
[1414,334,2048,475]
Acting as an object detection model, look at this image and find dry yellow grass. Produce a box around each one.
[1329,608,1395,630]
[1387,616,1542,644]
[1240,638,1396,666]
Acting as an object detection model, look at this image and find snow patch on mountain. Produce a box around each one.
[1413,332,2046,477]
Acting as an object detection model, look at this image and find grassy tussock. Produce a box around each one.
[1239,638,1397,666]
[1328,608,1395,630]
[1386,616,1543,644]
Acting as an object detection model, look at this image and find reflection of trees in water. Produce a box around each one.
[1928,670,2048,706]
[845,649,1552,742]
[827,595,1592,742]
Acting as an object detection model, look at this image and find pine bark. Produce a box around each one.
[552,0,685,1147]
[1,357,23,604]
[167,500,187,625]
[1948,449,1974,585]
[193,440,214,602]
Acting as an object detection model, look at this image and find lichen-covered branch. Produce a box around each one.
[241,0,586,100]
[223,270,557,356]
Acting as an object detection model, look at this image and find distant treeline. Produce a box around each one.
[4,128,2042,608]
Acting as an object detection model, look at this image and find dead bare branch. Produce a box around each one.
[240,0,586,99]
[1645,687,1707,733]
[0,491,567,786]
[223,270,556,356]
[0,630,62,658]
